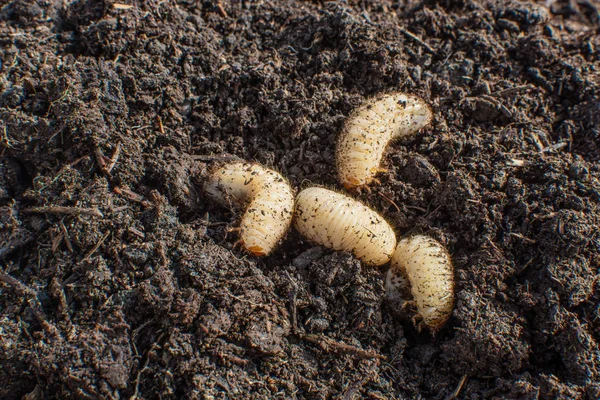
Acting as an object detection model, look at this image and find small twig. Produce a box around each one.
[45,86,71,117]
[447,374,468,400]
[69,155,91,168]
[1,125,15,151]
[51,232,63,254]
[21,206,103,218]
[465,95,513,119]
[130,352,149,400]
[301,334,386,360]
[490,85,538,98]
[128,226,145,239]
[106,143,121,174]
[399,27,436,54]
[542,142,568,153]
[509,232,537,244]
[49,277,71,324]
[132,125,152,131]
[94,145,109,171]
[95,143,121,175]
[285,271,299,333]
[224,289,264,308]
[156,115,165,135]
[191,154,243,163]
[114,186,153,208]
[518,257,535,274]
[83,231,110,261]
[0,273,36,297]
[405,204,427,213]
[216,1,228,17]
[59,219,74,252]
[379,192,400,212]
[130,331,165,400]
[506,158,528,167]
[112,3,134,10]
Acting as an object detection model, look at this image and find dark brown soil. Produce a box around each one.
[1,0,599,398]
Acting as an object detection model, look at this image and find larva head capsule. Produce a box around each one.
[204,162,295,256]
[386,235,455,330]
[336,92,433,190]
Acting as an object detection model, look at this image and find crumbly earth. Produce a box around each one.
[0,0,599,398]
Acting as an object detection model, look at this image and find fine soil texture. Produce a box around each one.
[1,0,599,398]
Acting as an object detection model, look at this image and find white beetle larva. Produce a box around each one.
[294,187,396,266]
[385,235,455,329]
[336,92,433,189]
[204,162,294,256]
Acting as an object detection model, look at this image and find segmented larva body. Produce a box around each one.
[204,162,294,256]
[386,235,454,329]
[294,187,396,266]
[336,93,433,190]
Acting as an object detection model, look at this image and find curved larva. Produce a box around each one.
[294,187,396,266]
[336,93,433,189]
[385,235,454,329]
[204,162,294,256]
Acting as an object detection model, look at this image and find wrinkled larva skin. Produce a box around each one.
[336,93,433,189]
[204,162,295,256]
[294,187,397,266]
[386,235,454,329]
